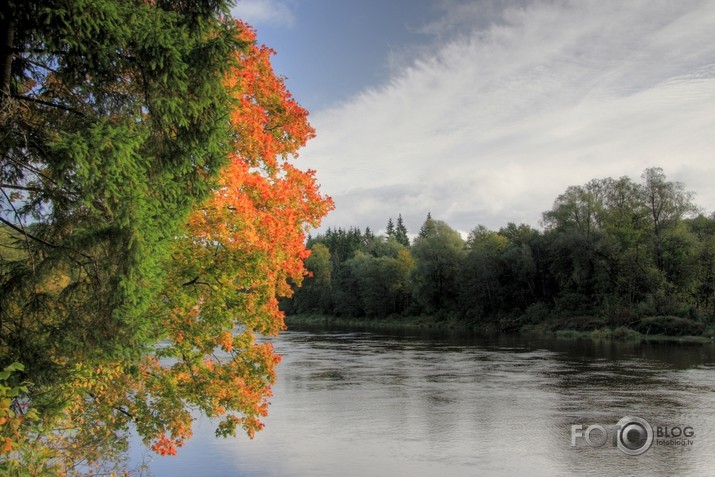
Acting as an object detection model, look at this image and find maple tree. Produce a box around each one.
[140,20,333,456]
[1,2,331,475]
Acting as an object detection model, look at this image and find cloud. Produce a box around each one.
[301,0,715,235]
[231,0,295,27]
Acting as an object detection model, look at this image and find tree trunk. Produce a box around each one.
[0,3,14,102]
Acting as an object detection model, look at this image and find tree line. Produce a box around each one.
[285,168,715,336]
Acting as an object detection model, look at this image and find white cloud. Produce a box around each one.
[231,0,295,27]
[301,0,715,235]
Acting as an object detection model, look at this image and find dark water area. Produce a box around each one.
[133,324,715,476]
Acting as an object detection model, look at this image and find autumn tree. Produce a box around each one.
[1,3,331,474]
[131,19,332,459]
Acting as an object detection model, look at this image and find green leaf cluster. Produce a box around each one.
[0,0,241,373]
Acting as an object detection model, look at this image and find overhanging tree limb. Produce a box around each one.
[11,94,85,116]
[0,215,57,249]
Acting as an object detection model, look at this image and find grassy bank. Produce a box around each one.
[285,313,715,344]
[285,313,474,330]
[534,326,713,344]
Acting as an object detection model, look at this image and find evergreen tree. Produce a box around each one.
[386,217,395,237]
[1,0,240,378]
[418,212,435,238]
[395,214,410,247]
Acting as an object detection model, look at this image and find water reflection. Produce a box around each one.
[133,326,715,476]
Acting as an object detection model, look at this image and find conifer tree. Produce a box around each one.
[386,217,395,237]
[1,0,240,379]
[418,212,435,238]
[395,214,410,247]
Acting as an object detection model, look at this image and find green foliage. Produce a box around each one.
[1,0,239,374]
[386,218,395,238]
[499,223,545,309]
[287,169,715,336]
[611,326,643,341]
[410,219,465,314]
[395,214,410,247]
[522,302,550,324]
[347,250,413,317]
[0,1,272,473]
[459,225,507,320]
[290,243,333,314]
[634,316,705,337]
[0,226,26,263]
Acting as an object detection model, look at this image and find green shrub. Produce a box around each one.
[634,316,704,336]
[498,312,523,333]
[523,303,550,324]
[560,316,607,331]
[590,328,613,340]
[612,326,643,341]
[555,329,585,339]
[608,308,639,328]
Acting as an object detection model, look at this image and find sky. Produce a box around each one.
[230,0,715,237]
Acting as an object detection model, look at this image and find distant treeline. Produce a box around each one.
[282,168,715,336]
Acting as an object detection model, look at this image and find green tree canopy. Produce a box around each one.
[411,218,464,314]
[1,0,241,381]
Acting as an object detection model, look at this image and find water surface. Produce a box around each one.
[135,326,715,476]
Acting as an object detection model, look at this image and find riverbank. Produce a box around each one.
[285,314,715,344]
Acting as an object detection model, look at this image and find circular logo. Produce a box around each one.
[616,416,653,456]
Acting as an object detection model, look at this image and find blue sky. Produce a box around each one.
[231,0,443,110]
[231,0,715,237]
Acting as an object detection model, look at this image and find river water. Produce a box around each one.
[134,325,715,476]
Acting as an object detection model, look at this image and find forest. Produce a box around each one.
[285,168,715,338]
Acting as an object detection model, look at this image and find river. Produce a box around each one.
[132,325,715,476]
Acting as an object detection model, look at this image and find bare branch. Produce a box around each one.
[11,94,85,116]
[0,215,57,249]
[0,182,43,193]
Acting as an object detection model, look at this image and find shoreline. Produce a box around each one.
[284,313,714,345]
